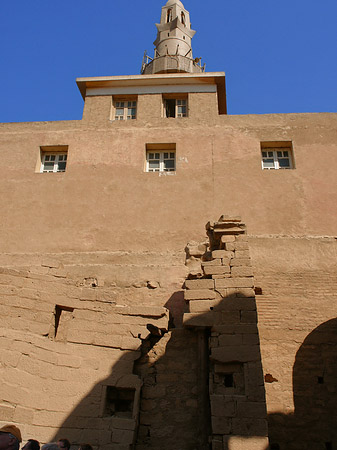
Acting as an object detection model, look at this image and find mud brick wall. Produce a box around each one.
[183,216,269,450]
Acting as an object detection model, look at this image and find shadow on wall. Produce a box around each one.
[267,318,337,450]
[50,288,268,450]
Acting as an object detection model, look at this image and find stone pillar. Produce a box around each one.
[183,216,269,450]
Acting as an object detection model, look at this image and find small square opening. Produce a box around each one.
[104,386,135,418]
[223,373,234,387]
[52,305,74,340]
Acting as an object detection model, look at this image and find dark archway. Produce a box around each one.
[268,318,337,449]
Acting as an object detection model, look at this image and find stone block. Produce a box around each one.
[233,288,255,298]
[235,250,250,259]
[231,267,254,277]
[215,278,254,289]
[185,279,215,290]
[240,310,258,324]
[203,266,230,276]
[212,275,231,281]
[246,386,267,402]
[213,297,256,312]
[214,227,245,234]
[210,395,236,417]
[13,406,33,424]
[213,324,258,334]
[189,299,219,313]
[214,362,242,373]
[220,235,236,243]
[111,428,135,445]
[230,258,252,267]
[220,310,241,324]
[217,288,254,298]
[212,250,234,259]
[211,345,260,363]
[211,416,232,434]
[234,241,249,250]
[236,401,267,418]
[231,418,268,436]
[223,436,269,450]
[245,362,265,387]
[218,334,242,346]
[110,417,136,430]
[0,404,15,421]
[183,311,220,327]
[202,259,222,266]
[116,374,142,389]
[184,289,217,300]
[141,385,166,399]
[224,243,235,251]
[187,242,207,257]
[242,334,260,345]
[221,258,231,266]
[216,215,242,223]
[121,336,141,350]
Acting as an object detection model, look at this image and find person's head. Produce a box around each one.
[0,425,22,450]
[41,444,58,450]
[78,445,93,450]
[57,440,70,450]
[22,440,40,450]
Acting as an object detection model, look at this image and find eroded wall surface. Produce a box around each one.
[0,236,336,449]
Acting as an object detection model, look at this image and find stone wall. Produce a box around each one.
[0,229,336,449]
[0,258,173,448]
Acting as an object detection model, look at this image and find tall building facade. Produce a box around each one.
[0,1,337,449]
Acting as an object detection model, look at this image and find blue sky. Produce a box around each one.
[1,0,336,122]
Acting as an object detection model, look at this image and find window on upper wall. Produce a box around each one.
[163,95,188,118]
[145,144,176,173]
[39,146,68,173]
[261,142,294,170]
[112,98,137,120]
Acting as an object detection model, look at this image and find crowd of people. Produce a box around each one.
[0,425,93,450]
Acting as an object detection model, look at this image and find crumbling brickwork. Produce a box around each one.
[183,216,269,450]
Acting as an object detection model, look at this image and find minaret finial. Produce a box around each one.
[141,0,205,74]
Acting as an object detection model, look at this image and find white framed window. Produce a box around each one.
[41,153,68,173]
[114,100,137,120]
[163,98,187,118]
[146,151,175,172]
[261,142,294,170]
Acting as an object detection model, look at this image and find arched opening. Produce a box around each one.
[166,8,172,23]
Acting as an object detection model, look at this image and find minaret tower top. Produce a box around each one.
[141,0,205,75]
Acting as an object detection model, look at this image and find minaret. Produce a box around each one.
[141,0,205,74]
